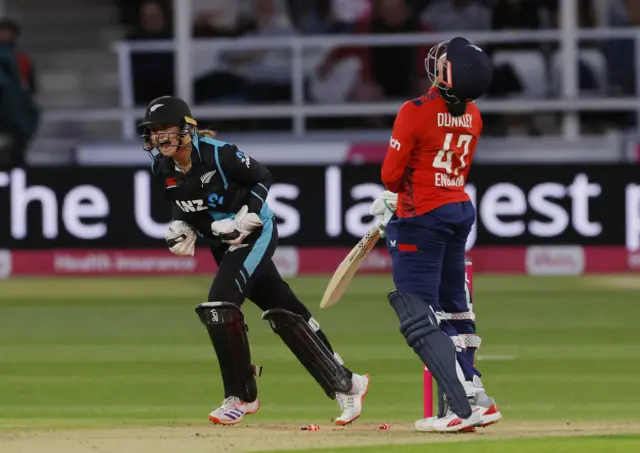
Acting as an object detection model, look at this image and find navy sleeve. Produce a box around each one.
[219,144,272,215]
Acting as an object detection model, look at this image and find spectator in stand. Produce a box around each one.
[547,0,599,95]
[114,0,138,28]
[287,0,369,34]
[314,0,429,105]
[0,17,39,167]
[193,0,250,38]
[600,0,638,130]
[488,0,543,93]
[0,18,36,95]
[482,0,539,135]
[194,0,297,103]
[420,0,491,31]
[605,0,637,97]
[127,0,175,105]
[490,0,543,42]
[116,0,172,31]
[545,0,609,133]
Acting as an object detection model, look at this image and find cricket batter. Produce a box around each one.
[370,37,502,432]
[138,96,369,426]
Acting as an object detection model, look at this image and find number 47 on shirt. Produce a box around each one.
[433,133,473,176]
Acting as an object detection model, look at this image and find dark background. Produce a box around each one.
[0,164,637,249]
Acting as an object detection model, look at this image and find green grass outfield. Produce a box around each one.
[0,274,639,452]
[266,434,640,453]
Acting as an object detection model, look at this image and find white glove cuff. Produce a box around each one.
[238,212,262,232]
[370,191,398,216]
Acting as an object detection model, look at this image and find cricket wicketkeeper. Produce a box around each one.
[138,95,369,426]
[369,37,502,432]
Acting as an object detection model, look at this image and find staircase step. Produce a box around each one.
[40,69,120,91]
[11,5,118,23]
[37,72,121,106]
[37,116,123,138]
[8,0,113,8]
[8,0,131,144]
[21,31,118,52]
[39,92,120,108]
[26,139,77,166]
[33,51,118,72]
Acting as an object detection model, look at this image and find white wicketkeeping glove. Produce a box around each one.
[211,205,263,246]
[369,190,398,235]
[165,220,197,256]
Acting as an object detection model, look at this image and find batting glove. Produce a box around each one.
[165,220,197,256]
[369,190,397,236]
[211,205,263,246]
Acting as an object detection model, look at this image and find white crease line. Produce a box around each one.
[476,354,517,361]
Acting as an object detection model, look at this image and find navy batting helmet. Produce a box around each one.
[425,37,493,103]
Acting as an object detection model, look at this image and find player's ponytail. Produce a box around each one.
[196,129,217,139]
[438,87,468,117]
[445,102,467,117]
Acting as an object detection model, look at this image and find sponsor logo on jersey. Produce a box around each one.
[208,193,224,209]
[389,137,401,151]
[175,200,208,212]
[236,151,251,168]
[165,177,177,189]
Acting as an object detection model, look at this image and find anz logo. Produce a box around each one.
[175,193,225,212]
[175,199,208,212]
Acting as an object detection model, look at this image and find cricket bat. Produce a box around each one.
[319,225,382,309]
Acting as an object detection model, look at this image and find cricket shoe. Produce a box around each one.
[465,376,502,428]
[414,406,482,433]
[335,373,370,425]
[209,396,260,425]
[472,391,502,428]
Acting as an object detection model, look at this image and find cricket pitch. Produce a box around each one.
[2,421,640,453]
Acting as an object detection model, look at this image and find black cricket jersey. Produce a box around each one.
[151,136,276,243]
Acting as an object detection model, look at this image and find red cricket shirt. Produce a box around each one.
[381,87,483,217]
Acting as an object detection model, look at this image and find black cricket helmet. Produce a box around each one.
[425,37,493,104]
[138,96,198,157]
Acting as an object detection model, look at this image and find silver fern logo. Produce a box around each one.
[200,170,217,185]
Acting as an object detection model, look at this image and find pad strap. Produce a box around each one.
[440,311,476,322]
[459,334,482,349]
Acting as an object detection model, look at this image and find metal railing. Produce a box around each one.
[42,0,640,141]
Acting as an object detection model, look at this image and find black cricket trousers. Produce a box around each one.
[208,217,309,316]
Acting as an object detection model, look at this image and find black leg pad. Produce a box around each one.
[195,302,258,402]
[262,308,351,398]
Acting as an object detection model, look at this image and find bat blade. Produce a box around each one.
[319,226,382,309]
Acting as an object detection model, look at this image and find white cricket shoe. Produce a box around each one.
[473,390,502,428]
[335,373,370,425]
[415,406,482,433]
[466,376,502,428]
[416,376,502,433]
[208,396,260,425]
